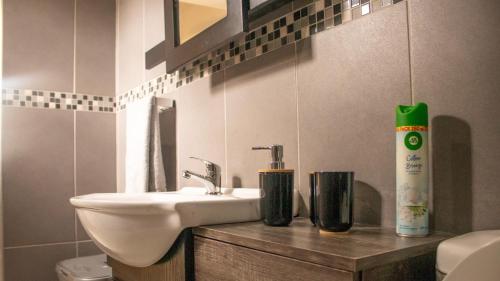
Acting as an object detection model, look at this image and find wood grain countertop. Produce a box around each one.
[193,218,453,272]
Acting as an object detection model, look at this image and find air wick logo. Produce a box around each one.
[405,132,423,150]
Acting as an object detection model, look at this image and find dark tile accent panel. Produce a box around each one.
[75,0,116,96]
[145,0,167,81]
[225,45,298,188]
[177,73,226,188]
[5,243,76,281]
[159,105,178,191]
[296,2,411,224]
[77,241,103,257]
[408,0,500,233]
[249,1,293,30]
[3,0,74,92]
[2,107,76,246]
[75,111,116,240]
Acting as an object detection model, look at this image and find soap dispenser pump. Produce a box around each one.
[252,145,294,226]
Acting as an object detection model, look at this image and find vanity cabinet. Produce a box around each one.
[109,218,451,281]
[193,236,356,281]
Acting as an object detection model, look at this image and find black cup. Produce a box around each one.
[310,171,354,232]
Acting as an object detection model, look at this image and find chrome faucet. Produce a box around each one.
[182,157,221,195]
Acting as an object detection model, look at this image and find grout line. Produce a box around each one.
[142,0,146,83]
[5,241,78,250]
[73,110,78,257]
[223,70,228,187]
[115,0,121,193]
[115,0,120,97]
[293,42,301,202]
[405,1,415,105]
[73,0,79,258]
[73,0,77,95]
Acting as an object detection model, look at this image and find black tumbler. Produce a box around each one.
[310,171,354,232]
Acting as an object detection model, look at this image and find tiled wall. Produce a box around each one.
[2,0,116,280]
[117,0,500,234]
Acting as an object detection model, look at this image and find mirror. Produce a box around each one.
[175,0,228,45]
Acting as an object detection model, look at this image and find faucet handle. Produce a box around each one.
[189,157,217,173]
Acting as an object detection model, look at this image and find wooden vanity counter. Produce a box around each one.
[192,218,452,281]
[109,218,453,281]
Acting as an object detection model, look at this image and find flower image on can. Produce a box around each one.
[395,103,429,237]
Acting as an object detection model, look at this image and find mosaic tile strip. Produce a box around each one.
[118,0,399,110]
[1,89,115,112]
[116,73,174,111]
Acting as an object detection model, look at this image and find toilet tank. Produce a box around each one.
[436,230,500,281]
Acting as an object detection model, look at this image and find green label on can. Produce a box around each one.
[404,132,423,150]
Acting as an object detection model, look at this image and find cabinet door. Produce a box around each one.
[194,236,357,281]
[163,0,248,73]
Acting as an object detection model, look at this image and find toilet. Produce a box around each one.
[56,254,112,281]
[436,230,500,281]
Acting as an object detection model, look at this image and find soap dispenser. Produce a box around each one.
[252,145,294,226]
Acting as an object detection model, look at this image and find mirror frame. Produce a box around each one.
[164,0,249,73]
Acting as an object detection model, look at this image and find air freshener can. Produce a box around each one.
[395,103,429,237]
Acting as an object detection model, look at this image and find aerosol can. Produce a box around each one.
[396,103,429,237]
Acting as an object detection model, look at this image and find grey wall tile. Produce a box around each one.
[145,0,167,81]
[296,2,411,225]
[77,241,103,257]
[3,0,74,92]
[117,0,145,94]
[225,45,298,189]
[76,111,116,240]
[75,112,117,195]
[2,107,76,246]
[75,0,116,96]
[5,243,76,281]
[177,74,226,188]
[408,0,500,233]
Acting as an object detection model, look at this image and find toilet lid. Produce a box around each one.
[56,254,112,280]
[436,230,500,274]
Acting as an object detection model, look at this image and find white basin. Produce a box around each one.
[71,187,264,267]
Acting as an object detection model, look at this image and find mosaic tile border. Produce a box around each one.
[116,0,400,110]
[1,89,115,113]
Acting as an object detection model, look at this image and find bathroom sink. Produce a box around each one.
[71,187,265,267]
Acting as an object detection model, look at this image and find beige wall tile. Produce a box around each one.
[5,243,76,281]
[177,74,226,188]
[117,0,145,94]
[225,45,298,189]
[409,0,500,233]
[3,0,74,92]
[296,2,411,224]
[116,109,127,193]
[75,0,116,96]
[2,108,76,246]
